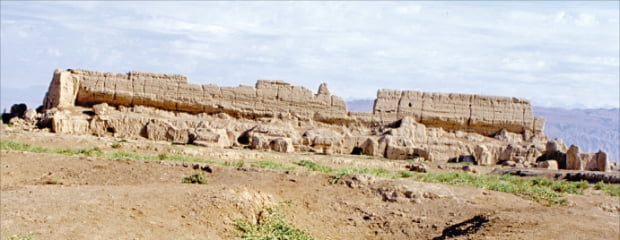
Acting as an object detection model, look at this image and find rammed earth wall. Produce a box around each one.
[43,69,543,135]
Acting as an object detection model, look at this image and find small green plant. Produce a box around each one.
[6,233,34,240]
[224,160,245,168]
[111,142,122,149]
[251,160,296,171]
[236,203,313,240]
[182,173,208,184]
[294,160,333,173]
[594,181,620,196]
[399,171,414,178]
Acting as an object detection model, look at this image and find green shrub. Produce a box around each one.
[234,160,245,168]
[182,173,208,184]
[236,204,313,240]
[6,233,34,240]
[399,171,414,178]
[594,181,620,196]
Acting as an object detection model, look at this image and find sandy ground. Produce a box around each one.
[1,129,619,240]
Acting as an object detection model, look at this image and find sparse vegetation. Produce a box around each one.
[407,172,603,206]
[111,142,122,149]
[3,139,619,206]
[332,166,397,183]
[109,151,145,160]
[594,181,620,196]
[251,160,296,171]
[6,233,34,240]
[294,160,333,173]
[0,140,203,163]
[156,153,204,162]
[109,151,204,163]
[1,140,103,157]
[57,147,103,157]
[236,203,313,240]
[1,141,30,151]
[330,166,398,184]
[224,160,245,168]
[182,172,208,184]
[399,170,414,178]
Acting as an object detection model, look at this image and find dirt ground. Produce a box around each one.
[1,129,619,240]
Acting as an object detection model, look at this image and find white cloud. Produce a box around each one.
[508,11,550,22]
[574,13,598,27]
[554,11,567,23]
[0,1,618,109]
[395,5,422,15]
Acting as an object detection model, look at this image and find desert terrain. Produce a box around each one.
[1,127,618,240]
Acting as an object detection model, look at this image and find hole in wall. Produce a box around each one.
[351,147,363,155]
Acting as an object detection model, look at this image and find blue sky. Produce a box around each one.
[1,1,618,110]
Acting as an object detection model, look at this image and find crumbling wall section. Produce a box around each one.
[373,89,540,135]
[43,69,80,109]
[42,69,348,122]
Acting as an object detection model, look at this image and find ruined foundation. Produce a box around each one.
[35,69,610,171]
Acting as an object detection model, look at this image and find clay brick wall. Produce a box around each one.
[42,69,544,134]
[373,89,542,134]
[43,69,348,121]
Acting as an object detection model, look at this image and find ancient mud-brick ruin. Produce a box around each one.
[37,69,610,171]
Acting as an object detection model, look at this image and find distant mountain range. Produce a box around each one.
[532,106,619,163]
[346,99,619,162]
[1,85,47,112]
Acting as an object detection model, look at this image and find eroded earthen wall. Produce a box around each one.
[43,69,348,121]
[373,89,542,135]
[43,69,543,135]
